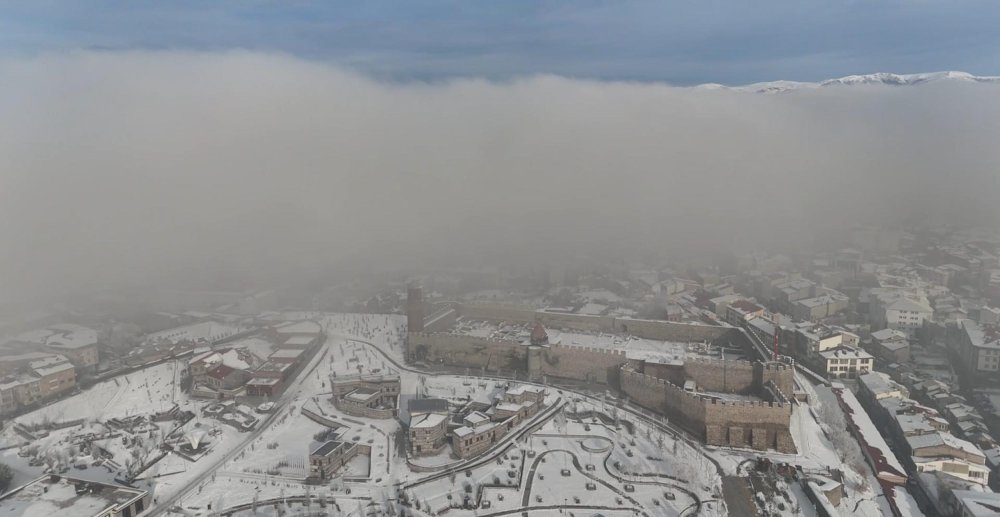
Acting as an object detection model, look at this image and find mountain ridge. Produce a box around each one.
[697,71,1000,93]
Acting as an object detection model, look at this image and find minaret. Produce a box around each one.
[407,285,425,333]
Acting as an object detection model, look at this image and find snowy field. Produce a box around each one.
[14,361,185,426]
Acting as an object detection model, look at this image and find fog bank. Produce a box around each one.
[2,51,999,302]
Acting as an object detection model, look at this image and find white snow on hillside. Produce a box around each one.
[699,70,1000,94]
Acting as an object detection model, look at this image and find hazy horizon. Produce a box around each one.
[2,51,1000,306]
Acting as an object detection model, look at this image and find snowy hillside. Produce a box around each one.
[699,71,1000,93]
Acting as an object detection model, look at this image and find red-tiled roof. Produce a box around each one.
[207,364,236,380]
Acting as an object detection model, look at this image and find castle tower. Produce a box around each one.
[407,285,425,332]
[529,322,549,346]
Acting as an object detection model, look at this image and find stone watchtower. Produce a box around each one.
[407,285,425,333]
[529,322,549,346]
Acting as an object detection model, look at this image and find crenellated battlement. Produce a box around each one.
[706,398,787,410]
[684,356,755,368]
[407,331,520,347]
[549,343,625,356]
[760,361,791,372]
[620,363,793,453]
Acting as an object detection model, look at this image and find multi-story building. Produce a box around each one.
[884,297,933,339]
[912,457,991,486]
[42,324,101,374]
[203,365,247,391]
[11,376,41,407]
[452,385,546,459]
[407,398,449,456]
[772,278,816,311]
[870,328,911,363]
[954,319,1000,377]
[907,432,988,486]
[819,346,873,379]
[864,288,932,340]
[0,378,19,416]
[452,412,507,459]
[724,299,766,326]
[29,355,76,399]
[792,293,849,321]
[308,440,362,480]
[2,325,100,375]
[797,324,847,358]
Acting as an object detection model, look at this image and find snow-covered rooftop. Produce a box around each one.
[907,432,984,459]
[833,384,907,481]
[410,412,447,429]
[0,476,145,517]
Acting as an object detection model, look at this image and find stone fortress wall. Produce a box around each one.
[407,297,754,380]
[456,301,739,343]
[643,357,795,395]
[404,291,795,452]
[408,332,524,371]
[620,363,795,453]
[528,344,626,385]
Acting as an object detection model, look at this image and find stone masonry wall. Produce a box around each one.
[621,367,707,437]
[621,365,795,453]
[613,318,734,342]
[530,344,626,385]
[408,332,526,372]
[757,362,794,395]
[683,358,756,393]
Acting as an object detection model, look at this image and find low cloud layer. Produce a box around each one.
[1,52,999,303]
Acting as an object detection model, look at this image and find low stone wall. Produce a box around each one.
[332,398,396,419]
[302,406,342,428]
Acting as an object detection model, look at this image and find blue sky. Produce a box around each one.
[2,1,999,84]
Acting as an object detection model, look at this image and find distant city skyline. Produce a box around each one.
[2,1,1000,84]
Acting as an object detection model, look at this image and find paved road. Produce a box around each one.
[721,476,758,517]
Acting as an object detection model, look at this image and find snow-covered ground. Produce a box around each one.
[15,361,185,426]
[0,358,255,509]
[3,312,868,517]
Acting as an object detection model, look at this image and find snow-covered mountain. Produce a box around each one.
[698,71,1000,94]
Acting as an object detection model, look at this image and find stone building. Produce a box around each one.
[407,398,449,456]
[621,359,795,453]
[309,440,364,480]
[331,373,400,418]
[452,414,507,459]
[451,385,547,459]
